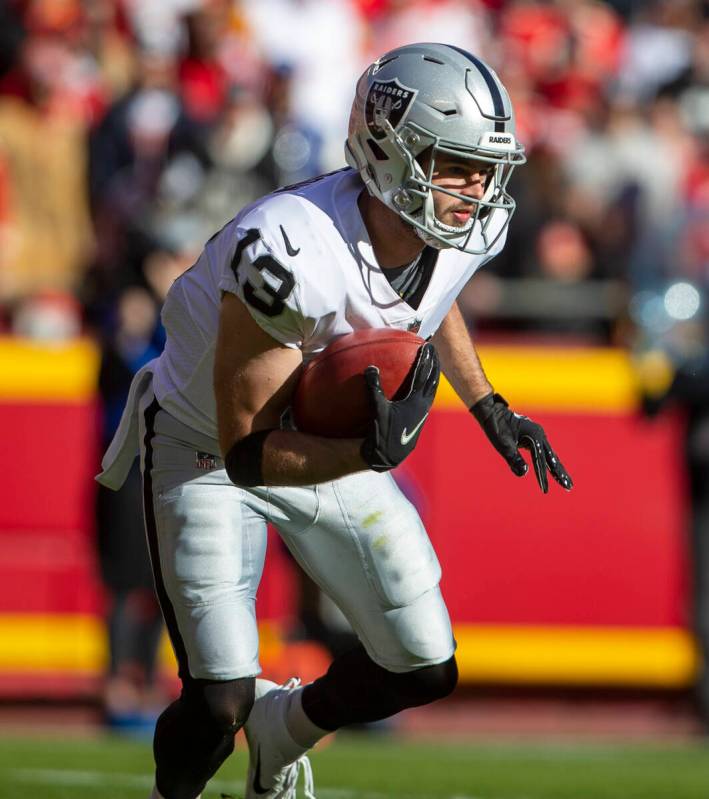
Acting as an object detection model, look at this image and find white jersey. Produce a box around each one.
[151,168,506,440]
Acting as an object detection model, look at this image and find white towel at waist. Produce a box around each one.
[96,360,157,490]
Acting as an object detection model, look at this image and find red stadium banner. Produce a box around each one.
[0,338,697,691]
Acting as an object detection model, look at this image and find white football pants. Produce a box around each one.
[139,390,455,681]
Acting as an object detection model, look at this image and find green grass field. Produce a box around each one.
[0,732,708,799]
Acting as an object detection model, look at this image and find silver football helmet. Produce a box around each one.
[345,42,526,255]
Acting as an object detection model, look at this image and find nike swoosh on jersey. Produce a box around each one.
[400,413,429,445]
[280,225,301,256]
[252,744,269,794]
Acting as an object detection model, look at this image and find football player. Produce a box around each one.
[98,42,572,799]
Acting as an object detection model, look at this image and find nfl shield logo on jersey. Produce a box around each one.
[365,78,418,141]
[195,451,218,470]
[407,319,422,334]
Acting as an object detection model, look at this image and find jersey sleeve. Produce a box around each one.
[217,219,307,349]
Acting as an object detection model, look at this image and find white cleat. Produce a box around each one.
[244,678,316,799]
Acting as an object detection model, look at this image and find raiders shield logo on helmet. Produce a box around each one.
[365,78,418,141]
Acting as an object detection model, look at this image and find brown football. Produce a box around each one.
[292,328,426,438]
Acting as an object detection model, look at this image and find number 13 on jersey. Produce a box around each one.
[231,228,296,318]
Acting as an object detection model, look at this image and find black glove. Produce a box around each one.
[361,343,440,472]
[471,392,573,494]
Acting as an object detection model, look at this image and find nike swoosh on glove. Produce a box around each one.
[361,343,440,472]
[470,392,573,494]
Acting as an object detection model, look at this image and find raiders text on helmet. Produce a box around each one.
[345,42,526,255]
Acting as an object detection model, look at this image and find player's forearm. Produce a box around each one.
[260,429,369,487]
[432,302,492,407]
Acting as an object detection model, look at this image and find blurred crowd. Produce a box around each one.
[0,0,706,352]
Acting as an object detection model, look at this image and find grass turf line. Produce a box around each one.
[0,733,707,799]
